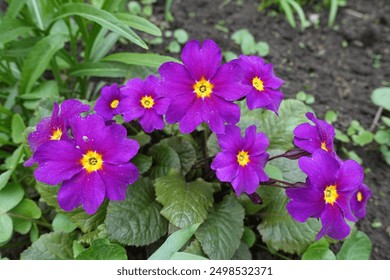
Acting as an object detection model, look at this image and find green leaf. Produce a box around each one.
[53,213,77,233]
[167,40,181,53]
[147,143,181,179]
[76,239,127,260]
[53,3,147,49]
[184,239,205,256]
[21,232,76,260]
[105,177,168,246]
[9,198,42,219]
[238,99,312,150]
[371,87,390,111]
[374,130,390,145]
[131,154,153,174]
[382,116,390,127]
[35,183,60,209]
[20,34,67,94]
[0,213,13,243]
[89,30,120,62]
[174,29,189,44]
[0,18,33,44]
[0,183,24,213]
[206,133,220,157]
[195,196,245,260]
[242,227,256,248]
[256,41,270,56]
[155,173,214,228]
[170,252,208,260]
[223,51,238,62]
[337,231,372,260]
[70,62,130,77]
[335,128,350,143]
[160,137,197,175]
[20,81,59,110]
[103,52,179,68]
[66,204,107,233]
[0,170,13,191]
[115,13,162,36]
[232,242,252,260]
[352,131,374,146]
[325,110,338,124]
[5,0,28,19]
[302,239,336,260]
[129,131,151,146]
[148,223,200,260]
[11,114,26,144]
[12,217,32,235]
[231,29,256,55]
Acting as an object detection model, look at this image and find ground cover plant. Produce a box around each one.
[1,0,388,260]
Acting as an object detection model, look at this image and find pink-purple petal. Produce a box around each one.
[317,204,351,240]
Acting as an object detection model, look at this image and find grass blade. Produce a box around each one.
[103,52,180,68]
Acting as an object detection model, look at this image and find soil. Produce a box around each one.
[146,0,390,260]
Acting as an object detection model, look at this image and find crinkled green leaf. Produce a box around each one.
[76,239,127,260]
[195,196,245,260]
[0,213,13,243]
[53,3,147,49]
[184,239,205,256]
[371,87,390,111]
[149,223,200,260]
[147,143,181,179]
[20,34,67,94]
[160,137,197,175]
[155,173,214,228]
[103,52,179,68]
[170,252,208,260]
[238,99,312,150]
[0,183,24,213]
[53,213,77,233]
[206,133,220,157]
[35,182,60,209]
[131,154,153,174]
[302,239,336,260]
[21,232,76,260]
[129,131,151,146]
[337,231,372,260]
[232,242,252,260]
[105,178,168,246]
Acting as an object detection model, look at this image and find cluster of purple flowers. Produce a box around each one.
[286,112,372,240]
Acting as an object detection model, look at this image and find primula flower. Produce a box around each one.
[211,125,269,195]
[25,99,90,166]
[286,149,363,240]
[119,75,169,133]
[33,114,139,214]
[293,112,335,155]
[235,55,283,113]
[350,183,371,219]
[94,83,122,120]
[158,39,250,134]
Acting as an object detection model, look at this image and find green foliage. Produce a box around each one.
[337,231,372,260]
[105,178,168,246]
[231,29,270,56]
[155,173,214,228]
[147,143,181,178]
[195,196,245,260]
[302,238,336,260]
[52,213,77,233]
[76,239,127,260]
[296,91,315,105]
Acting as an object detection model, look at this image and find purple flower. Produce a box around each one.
[33,114,139,214]
[293,112,335,155]
[118,75,169,133]
[351,183,371,219]
[286,149,363,240]
[235,55,283,113]
[25,99,90,166]
[94,83,122,120]
[211,125,269,196]
[158,39,250,134]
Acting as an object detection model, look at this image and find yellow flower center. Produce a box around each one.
[357,191,363,202]
[140,96,155,109]
[237,150,250,167]
[321,141,329,152]
[193,77,214,99]
[80,151,103,173]
[252,76,264,91]
[110,99,119,109]
[324,185,338,205]
[50,129,62,140]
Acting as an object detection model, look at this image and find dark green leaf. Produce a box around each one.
[0,183,24,213]
[160,137,197,175]
[66,204,107,233]
[196,196,245,260]
[184,239,205,256]
[337,231,372,260]
[147,143,181,179]
[53,3,147,49]
[76,239,127,260]
[5,0,28,19]
[206,133,220,157]
[238,99,312,150]
[131,154,153,174]
[170,252,208,260]
[20,34,67,94]
[21,232,76,260]
[115,13,162,36]
[242,227,256,248]
[129,131,151,146]
[371,87,390,111]
[105,178,168,246]
[103,52,179,68]
[155,173,214,228]
[232,242,252,260]
[148,223,200,260]
[0,18,33,44]
[302,239,336,260]
[70,62,130,77]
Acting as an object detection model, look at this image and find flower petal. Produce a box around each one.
[317,204,350,240]
[337,159,364,192]
[216,125,242,152]
[139,109,165,133]
[231,167,259,195]
[178,98,203,133]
